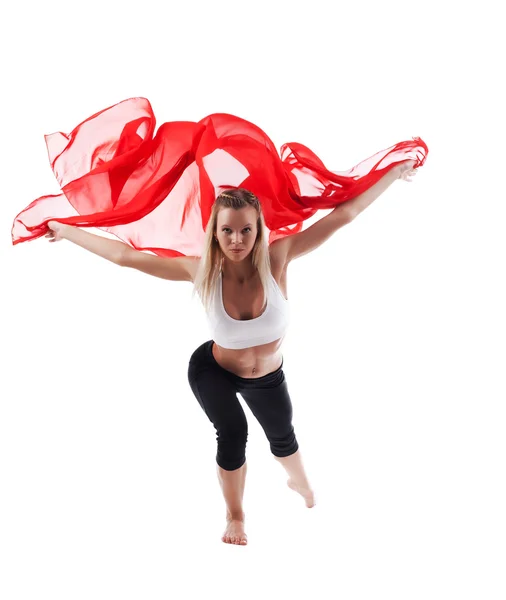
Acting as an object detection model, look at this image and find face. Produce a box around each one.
[215,206,259,260]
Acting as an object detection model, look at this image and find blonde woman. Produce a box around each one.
[45,162,417,546]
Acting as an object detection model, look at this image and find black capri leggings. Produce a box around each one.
[187,340,299,471]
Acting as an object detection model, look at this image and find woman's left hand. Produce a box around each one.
[396,160,418,182]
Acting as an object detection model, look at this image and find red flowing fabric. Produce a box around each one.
[11,97,428,257]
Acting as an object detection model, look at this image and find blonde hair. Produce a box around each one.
[191,188,271,314]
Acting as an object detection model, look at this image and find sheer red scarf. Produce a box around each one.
[11,97,428,257]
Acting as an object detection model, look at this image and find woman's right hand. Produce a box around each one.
[46,221,67,242]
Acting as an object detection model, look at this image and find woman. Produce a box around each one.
[44,162,417,546]
[15,97,424,546]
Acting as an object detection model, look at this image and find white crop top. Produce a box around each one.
[204,269,290,350]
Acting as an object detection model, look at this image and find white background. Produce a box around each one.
[1,1,505,598]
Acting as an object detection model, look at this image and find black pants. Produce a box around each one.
[187,340,299,471]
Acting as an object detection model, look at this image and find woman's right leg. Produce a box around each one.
[187,342,249,526]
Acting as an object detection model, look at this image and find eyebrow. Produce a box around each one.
[221,223,253,227]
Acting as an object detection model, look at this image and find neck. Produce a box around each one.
[221,257,257,283]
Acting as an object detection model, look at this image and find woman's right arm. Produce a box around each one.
[48,221,198,282]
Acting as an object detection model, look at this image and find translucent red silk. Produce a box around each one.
[11,97,428,257]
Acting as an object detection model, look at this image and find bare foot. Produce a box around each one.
[287,479,316,508]
[222,517,248,545]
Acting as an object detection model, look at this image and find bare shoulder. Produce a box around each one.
[183,255,201,282]
[269,237,291,273]
[269,239,290,300]
[170,255,201,282]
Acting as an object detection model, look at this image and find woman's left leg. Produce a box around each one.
[237,370,315,507]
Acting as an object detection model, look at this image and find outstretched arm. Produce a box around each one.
[344,160,416,218]
[47,222,198,281]
[269,161,417,267]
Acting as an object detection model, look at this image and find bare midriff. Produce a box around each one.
[212,336,285,379]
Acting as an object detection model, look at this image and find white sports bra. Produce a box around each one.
[204,269,290,350]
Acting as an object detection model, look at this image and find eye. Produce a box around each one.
[222,227,251,233]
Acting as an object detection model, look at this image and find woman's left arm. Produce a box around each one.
[343,160,417,219]
[269,160,418,267]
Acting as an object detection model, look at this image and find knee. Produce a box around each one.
[268,426,299,457]
[216,428,248,471]
[217,455,247,471]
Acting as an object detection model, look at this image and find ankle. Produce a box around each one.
[288,477,311,490]
[226,511,245,522]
